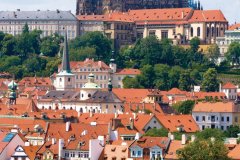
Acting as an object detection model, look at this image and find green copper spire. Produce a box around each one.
[61,32,71,73]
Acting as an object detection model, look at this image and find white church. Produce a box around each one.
[37,33,124,114]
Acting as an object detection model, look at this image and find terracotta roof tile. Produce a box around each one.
[222,82,237,89]
[115,69,141,75]
[228,144,240,159]
[23,146,40,160]
[229,23,240,30]
[165,140,184,159]
[156,115,199,133]
[193,101,236,113]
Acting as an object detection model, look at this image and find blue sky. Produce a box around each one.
[0,0,238,24]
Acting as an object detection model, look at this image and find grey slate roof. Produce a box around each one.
[61,32,71,73]
[86,90,123,103]
[0,10,77,21]
[42,91,79,99]
[41,90,122,103]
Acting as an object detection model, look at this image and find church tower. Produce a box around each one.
[55,33,75,91]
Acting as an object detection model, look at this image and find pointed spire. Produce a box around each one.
[61,32,71,73]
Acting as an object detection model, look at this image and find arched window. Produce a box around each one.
[80,108,83,113]
[211,27,215,37]
[207,27,210,37]
[68,78,71,82]
[88,94,91,98]
[42,106,44,110]
[93,109,95,113]
[81,94,84,98]
[49,106,51,110]
[70,107,73,110]
[59,78,62,82]
[190,27,193,37]
[63,106,66,110]
[197,27,201,37]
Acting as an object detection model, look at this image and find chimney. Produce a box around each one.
[219,83,222,92]
[191,135,196,142]
[90,110,93,117]
[142,102,145,111]
[52,138,56,145]
[182,11,184,19]
[58,139,64,160]
[181,134,187,145]
[170,134,175,140]
[66,121,70,132]
[129,118,134,130]
[133,113,137,119]
[114,112,118,118]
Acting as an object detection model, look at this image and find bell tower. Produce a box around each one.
[55,33,75,91]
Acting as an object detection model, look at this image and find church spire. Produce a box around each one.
[62,32,71,73]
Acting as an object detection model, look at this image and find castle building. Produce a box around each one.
[76,0,201,15]
[0,10,78,39]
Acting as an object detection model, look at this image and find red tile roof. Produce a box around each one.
[130,136,170,149]
[165,140,184,159]
[222,82,237,89]
[228,144,240,160]
[229,23,240,31]
[189,10,227,22]
[193,101,237,113]
[78,8,227,26]
[156,115,199,133]
[115,69,141,75]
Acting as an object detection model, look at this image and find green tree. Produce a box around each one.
[226,42,240,65]
[173,100,195,114]
[168,66,184,88]
[195,128,225,141]
[137,65,155,88]
[1,34,17,56]
[40,35,61,57]
[201,68,219,92]
[153,64,170,90]
[178,139,230,160]
[122,76,142,88]
[224,125,240,138]
[144,128,168,137]
[69,32,112,62]
[133,36,162,66]
[178,70,191,91]
[206,44,220,64]
[190,37,200,53]
[69,47,96,61]
[22,23,29,34]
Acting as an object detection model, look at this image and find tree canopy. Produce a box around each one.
[178,139,230,160]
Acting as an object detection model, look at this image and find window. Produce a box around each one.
[221,116,224,122]
[65,152,69,157]
[227,117,230,122]
[197,27,200,37]
[60,78,62,82]
[221,126,224,130]
[161,30,168,39]
[68,78,71,82]
[202,125,205,130]
[196,116,199,121]
[235,117,238,123]
[202,116,205,121]
[190,27,193,37]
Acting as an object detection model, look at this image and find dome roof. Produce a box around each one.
[82,73,100,89]
[82,82,101,89]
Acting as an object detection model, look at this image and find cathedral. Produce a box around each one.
[76,0,200,15]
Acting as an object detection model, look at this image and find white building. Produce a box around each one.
[192,102,236,130]
[39,34,124,114]
[0,10,78,39]
[216,28,240,64]
[54,57,140,89]
[219,82,238,100]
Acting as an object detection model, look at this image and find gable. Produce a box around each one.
[15,145,24,152]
